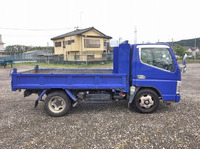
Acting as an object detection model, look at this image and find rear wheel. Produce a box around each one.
[134,89,159,113]
[44,91,71,117]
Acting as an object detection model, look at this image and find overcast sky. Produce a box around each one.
[0,0,200,47]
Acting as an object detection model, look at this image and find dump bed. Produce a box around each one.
[11,42,131,92]
[11,67,129,92]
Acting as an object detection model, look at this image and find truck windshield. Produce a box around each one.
[141,48,175,72]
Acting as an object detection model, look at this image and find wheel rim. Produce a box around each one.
[48,96,66,113]
[139,94,154,109]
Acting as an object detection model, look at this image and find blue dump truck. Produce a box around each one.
[11,41,181,117]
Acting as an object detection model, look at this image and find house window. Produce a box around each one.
[84,39,100,48]
[104,40,107,50]
[55,42,61,47]
[87,55,94,59]
[63,41,65,48]
[66,40,75,45]
[74,55,80,60]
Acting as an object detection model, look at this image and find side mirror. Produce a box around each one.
[182,54,187,73]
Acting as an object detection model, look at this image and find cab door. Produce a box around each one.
[135,45,180,101]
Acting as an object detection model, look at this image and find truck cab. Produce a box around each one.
[113,42,181,113]
[128,43,181,112]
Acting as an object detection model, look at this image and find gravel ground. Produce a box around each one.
[0,63,200,148]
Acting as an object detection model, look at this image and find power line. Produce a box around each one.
[0,27,73,31]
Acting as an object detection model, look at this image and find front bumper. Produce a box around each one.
[162,94,181,103]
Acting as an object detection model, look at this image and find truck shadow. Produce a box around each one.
[69,100,129,114]
[69,101,172,115]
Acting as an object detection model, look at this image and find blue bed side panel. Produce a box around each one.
[12,73,129,92]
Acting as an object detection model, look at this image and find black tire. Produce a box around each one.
[44,91,71,117]
[133,89,159,113]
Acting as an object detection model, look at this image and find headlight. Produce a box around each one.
[176,81,181,94]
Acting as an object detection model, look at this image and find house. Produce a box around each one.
[51,27,112,61]
[0,35,5,56]
[186,47,200,56]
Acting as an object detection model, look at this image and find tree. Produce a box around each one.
[5,45,53,55]
[173,44,188,57]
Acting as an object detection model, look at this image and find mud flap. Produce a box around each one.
[129,86,140,104]
[35,90,47,108]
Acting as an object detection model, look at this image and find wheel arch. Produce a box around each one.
[46,89,76,103]
[137,86,162,99]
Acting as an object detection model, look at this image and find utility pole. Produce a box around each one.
[194,37,196,60]
[119,37,122,45]
[85,35,87,66]
[134,26,137,44]
[80,11,83,29]
[171,38,174,50]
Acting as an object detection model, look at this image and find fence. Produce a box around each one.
[0,53,113,65]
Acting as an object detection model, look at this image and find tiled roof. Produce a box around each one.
[51,27,112,40]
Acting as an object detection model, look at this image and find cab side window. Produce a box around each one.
[141,48,175,72]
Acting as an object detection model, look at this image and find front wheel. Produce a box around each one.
[44,91,71,117]
[134,89,159,113]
